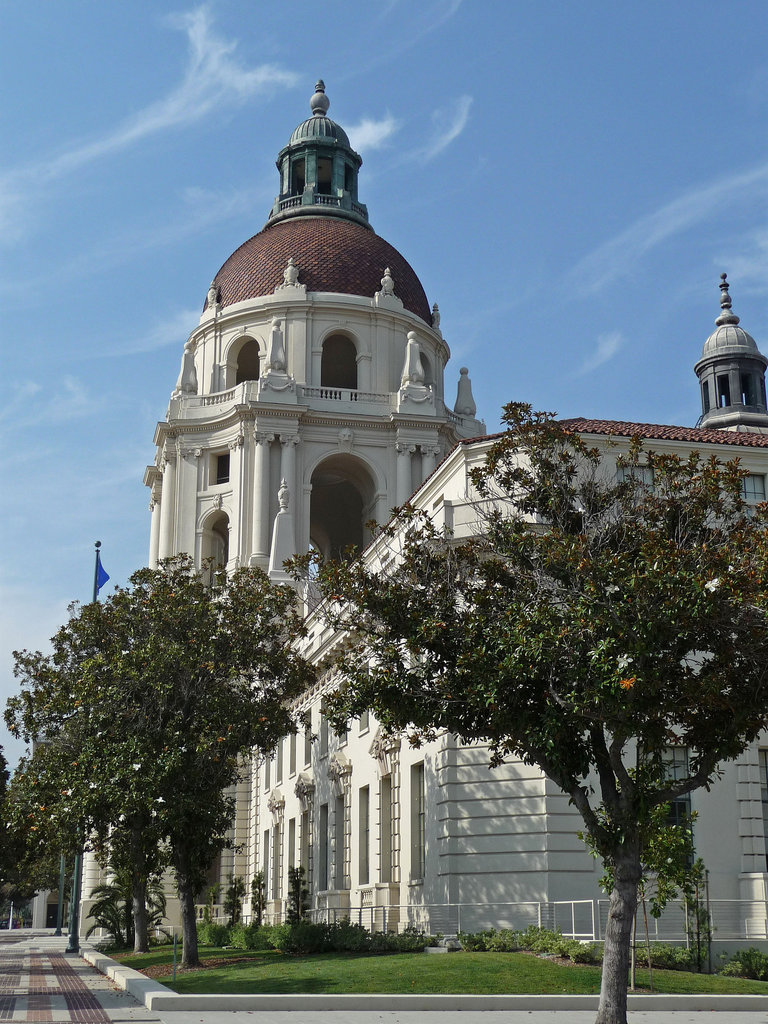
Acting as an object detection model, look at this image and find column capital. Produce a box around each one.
[280,433,300,448]
[396,442,416,455]
[254,430,275,445]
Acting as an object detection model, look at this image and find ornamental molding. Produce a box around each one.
[294,772,315,806]
[369,728,401,775]
[327,751,352,788]
[338,428,354,452]
[267,789,285,816]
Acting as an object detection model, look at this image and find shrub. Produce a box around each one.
[634,943,695,972]
[328,919,371,953]
[381,925,433,953]
[196,921,231,947]
[269,920,328,954]
[458,931,491,952]
[228,922,274,950]
[486,929,522,952]
[568,941,602,964]
[720,947,768,981]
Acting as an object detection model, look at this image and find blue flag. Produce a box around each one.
[96,555,110,593]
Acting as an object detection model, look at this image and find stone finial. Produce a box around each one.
[380,267,395,296]
[283,258,299,287]
[715,272,740,327]
[431,303,441,329]
[401,331,425,386]
[310,79,330,116]
[266,317,286,372]
[454,366,477,417]
[278,478,290,512]
[207,281,218,309]
[174,340,198,396]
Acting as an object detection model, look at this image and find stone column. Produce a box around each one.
[148,494,161,568]
[250,432,274,567]
[157,447,177,559]
[227,433,245,569]
[176,447,200,558]
[421,444,440,480]
[280,434,300,499]
[396,443,414,505]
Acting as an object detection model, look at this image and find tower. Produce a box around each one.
[694,273,768,432]
[144,82,485,579]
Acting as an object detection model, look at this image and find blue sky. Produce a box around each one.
[2,1,766,767]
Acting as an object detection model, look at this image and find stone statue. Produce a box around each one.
[283,258,299,287]
[266,317,286,373]
[401,331,425,386]
[432,303,441,329]
[380,267,395,296]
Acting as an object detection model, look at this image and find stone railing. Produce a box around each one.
[301,386,390,404]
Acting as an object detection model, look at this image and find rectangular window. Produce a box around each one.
[717,374,731,408]
[411,762,426,880]
[380,774,392,882]
[318,803,329,890]
[301,809,310,880]
[271,822,282,899]
[288,817,296,870]
[264,756,270,792]
[702,381,711,413]
[304,711,312,766]
[759,750,768,871]
[216,452,230,484]
[617,464,654,486]
[262,828,270,897]
[334,794,346,889]
[359,709,370,734]
[289,732,297,776]
[319,710,329,757]
[336,720,348,747]
[359,786,370,885]
[276,738,283,784]
[742,474,766,504]
[661,746,692,831]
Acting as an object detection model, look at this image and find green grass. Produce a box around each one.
[113,947,768,996]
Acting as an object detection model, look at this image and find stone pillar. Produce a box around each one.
[396,443,414,505]
[421,444,440,480]
[176,447,200,558]
[227,434,245,569]
[158,448,177,559]
[148,495,161,568]
[250,432,274,567]
[280,434,300,500]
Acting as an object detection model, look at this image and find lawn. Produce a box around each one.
[113,947,768,996]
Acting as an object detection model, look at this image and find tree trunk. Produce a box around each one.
[596,851,641,1024]
[131,874,149,953]
[178,878,199,967]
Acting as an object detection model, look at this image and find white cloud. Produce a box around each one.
[346,115,400,153]
[0,6,298,239]
[113,307,203,357]
[717,227,768,296]
[418,96,473,163]
[577,331,624,375]
[569,161,768,295]
[0,376,94,430]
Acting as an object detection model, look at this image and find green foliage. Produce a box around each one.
[223,874,245,926]
[229,922,275,950]
[202,885,219,924]
[249,871,265,927]
[197,921,231,946]
[457,931,492,952]
[286,865,310,923]
[85,857,167,948]
[459,926,603,964]
[720,947,768,980]
[270,920,328,953]
[7,556,314,965]
[634,943,696,972]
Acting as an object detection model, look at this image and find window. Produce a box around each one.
[759,750,768,871]
[288,817,296,870]
[300,809,310,878]
[742,474,766,505]
[276,738,283,785]
[359,709,370,734]
[717,374,731,408]
[236,340,260,384]
[289,732,297,776]
[380,774,393,882]
[318,803,329,890]
[321,334,357,390]
[411,762,426,880]
[334,794,346,889]
[702,381,711,413]
[216,453,230,484]
[262,828,270,897]
[359,787,370,885]
[304,713,312,766]
[617,464,654,486]
[741,372,757,407]
[319,709,329,757]
[271,823,282,899]
[661,746,692,830]
[336,720,348,747]
[264,756,270,791]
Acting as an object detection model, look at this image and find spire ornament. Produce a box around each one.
[310,79,330,116]
[715,272,740,327]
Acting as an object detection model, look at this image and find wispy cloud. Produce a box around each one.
[0,376,95,430]
[0,6,297,240]
[568,161,768,295]
[412,96,472,163]
[577,332,624,375]
[346,115,400,153]
[717,227,768,295]
[108,307,203,358]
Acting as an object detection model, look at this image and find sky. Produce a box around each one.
[1,0,766,768]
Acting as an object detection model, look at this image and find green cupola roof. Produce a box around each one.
[268,80,370,229]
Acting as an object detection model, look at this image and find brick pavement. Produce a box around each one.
[0,933,160,1024]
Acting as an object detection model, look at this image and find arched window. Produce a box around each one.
[201,511,229,571]
[310,455,375,562]
[236,340,260,384]
[321,334,357,390]
[292,158,305,194]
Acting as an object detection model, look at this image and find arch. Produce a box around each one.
[421,350,434,388]
[321,333,358,390]
[200,510,229,570]
[222,334,263,390]
[236,339,260,384]
[309,454,377,562]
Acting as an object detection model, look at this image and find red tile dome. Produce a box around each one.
[206,217,431,324]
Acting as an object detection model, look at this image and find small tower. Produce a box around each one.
[694,274,768,431]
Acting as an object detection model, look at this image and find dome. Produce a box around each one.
[289,115,351,149]
[702,323,761,360]
[206,216,432,323]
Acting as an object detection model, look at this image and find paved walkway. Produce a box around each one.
[2,931,767,1023]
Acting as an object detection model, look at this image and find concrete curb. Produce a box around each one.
[81,946,768,1012]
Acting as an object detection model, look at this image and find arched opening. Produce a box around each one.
[421,352,434,388]
[292,158,305,193]
[321,334,357,390]
[236,340,260,384]
[201,511,229,571]
[310,455,376,562]
[317,156,332,195]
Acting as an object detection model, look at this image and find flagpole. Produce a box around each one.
[67,541,103,955]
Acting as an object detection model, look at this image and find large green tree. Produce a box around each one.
[8,557,313,964]
[301,403,768,1024]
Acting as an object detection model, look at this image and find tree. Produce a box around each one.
[287,865,310,923]
[299,403,768,1024]
[223,874,245,926]
[86,854,167,948]
[7,557,314,965]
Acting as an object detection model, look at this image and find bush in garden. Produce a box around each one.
[720,947,768,981]
[634,943,695,972]
[196,921,231,947]
[485,929,522,952]
[228,922,274,950]
[327,919,371,952]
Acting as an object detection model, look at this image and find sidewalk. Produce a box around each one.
[2,930,767,1023]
